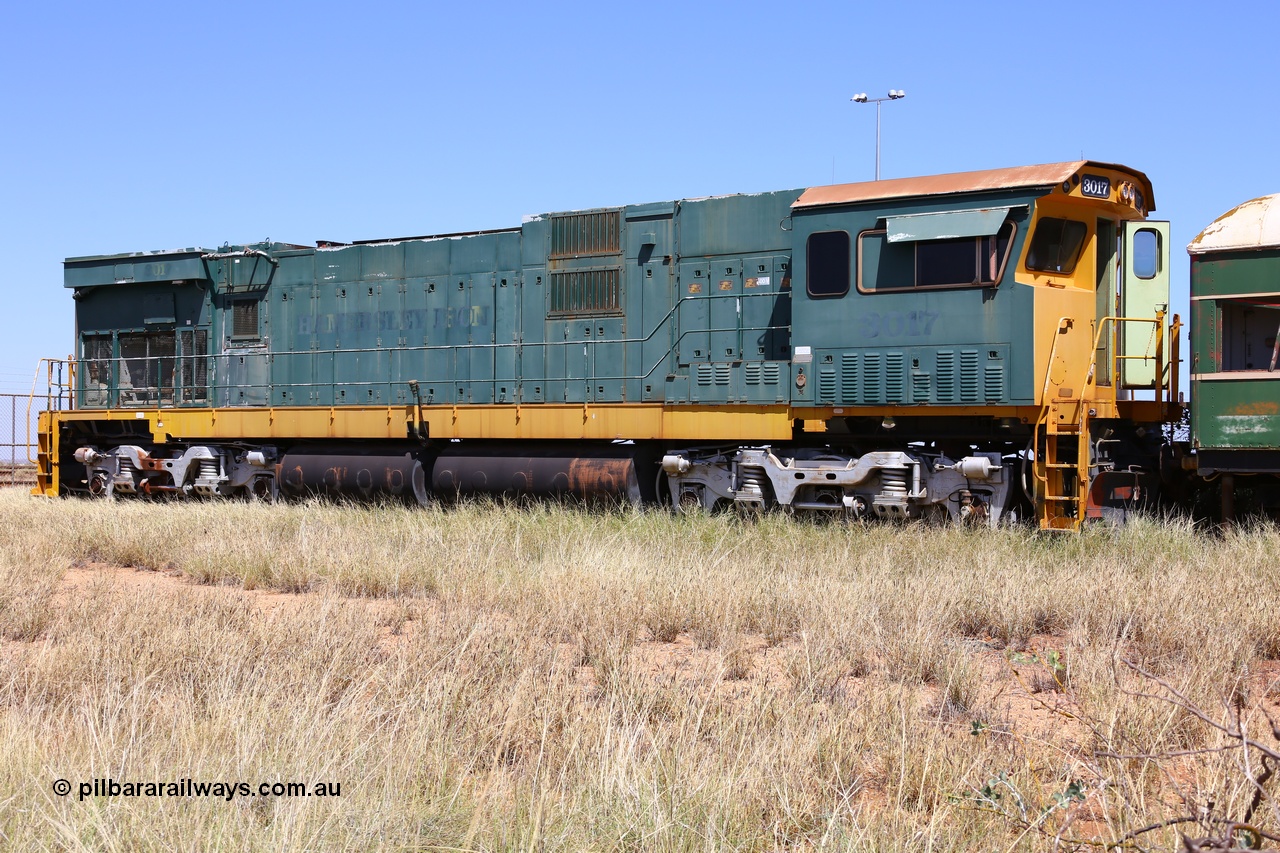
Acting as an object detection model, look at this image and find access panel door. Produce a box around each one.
[709,258,742,361]
[446,275,470,403]
[1120,220,1171,388]
[468,273,495,404]
[676,259,710,365]
[493,272,519,404]
[741,255,791,361]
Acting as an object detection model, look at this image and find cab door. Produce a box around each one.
[1120,220,1170,388]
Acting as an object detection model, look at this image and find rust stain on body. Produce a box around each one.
[1232,401,1280,416]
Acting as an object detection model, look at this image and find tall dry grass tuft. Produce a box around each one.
[0,489,1277,849]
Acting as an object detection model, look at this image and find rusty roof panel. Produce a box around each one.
[792,161,1155,212]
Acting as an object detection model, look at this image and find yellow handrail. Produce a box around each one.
[26,359,56,465]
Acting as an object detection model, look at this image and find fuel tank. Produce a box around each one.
[431,453,641,503]
[278,450,429,505]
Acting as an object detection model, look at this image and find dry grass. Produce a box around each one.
[1,490,1279,849]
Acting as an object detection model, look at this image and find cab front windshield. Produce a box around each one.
[1026,217,1087,274]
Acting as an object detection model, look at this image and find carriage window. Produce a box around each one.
[1026,217,1087,274]
[857,221,1015,292]
[806,230,850,297]
[1220,302,1280,371]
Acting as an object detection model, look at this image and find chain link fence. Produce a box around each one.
[1,393,41,488]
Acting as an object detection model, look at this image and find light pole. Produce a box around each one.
[851,90,905,180]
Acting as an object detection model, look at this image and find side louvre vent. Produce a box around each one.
[885,352,905,402]
[550,210,621,258]
[714,364,731,385]
[935,350,955,402]
[912,371,931,402]
[841,353,859,402]
[818,367,836,402]
[985,363,1005,401]
[744,363,761,385]
[696,364,714,386]
[862,353,882,402]
[763,363,781,384]
[960,349,980,402]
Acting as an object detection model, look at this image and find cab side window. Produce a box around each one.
[806,231,850,297]
[857,220,1016,292]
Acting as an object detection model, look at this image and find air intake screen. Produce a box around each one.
[232,300,259,338]
[179,329,209,402]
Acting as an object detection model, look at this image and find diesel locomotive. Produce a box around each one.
[33,161,1186,530]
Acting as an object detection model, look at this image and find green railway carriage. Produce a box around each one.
[36,161,1182,529]
[1188,194,1280,515]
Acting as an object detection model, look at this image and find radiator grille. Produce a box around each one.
[231,300,259,338]
[549,269,620,316]
[83,336,111,369]
[179,329,209,402]
[550,210,621,258]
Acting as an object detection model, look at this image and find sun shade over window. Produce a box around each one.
[857,221,1016,292]
[884,206,1018,243]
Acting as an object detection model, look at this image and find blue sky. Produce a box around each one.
[2,0,1276,394]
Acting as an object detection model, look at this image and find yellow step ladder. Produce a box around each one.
[1032,395,1090,530]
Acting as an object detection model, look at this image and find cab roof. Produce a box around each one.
[792,161,1155,212]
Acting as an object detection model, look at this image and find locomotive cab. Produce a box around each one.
[780,162,1179,527]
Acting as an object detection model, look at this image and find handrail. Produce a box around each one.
[1084,313,1169,406]
[55,287,797,410]
[201,248,279,267]
[26,359,71,465]
[1031,312,1179,525]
